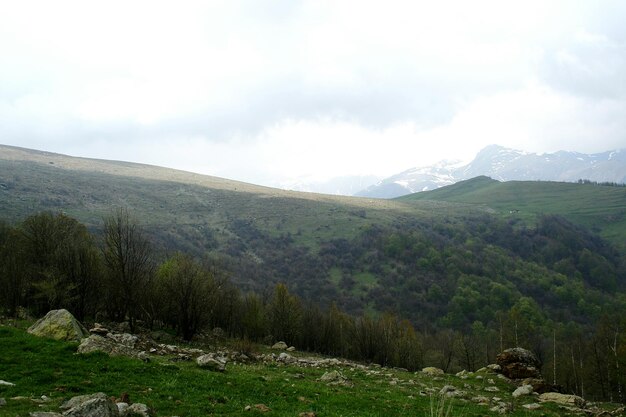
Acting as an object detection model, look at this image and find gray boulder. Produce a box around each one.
[197,354,227,372]
[512,384,533,397]
[60,392,119,417]
[121,403,153,417]
[27,309,89,342]
[538,392,586,408]
[77,334,138,358]
[271,341,288,350]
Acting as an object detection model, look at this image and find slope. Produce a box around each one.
[400,176,626,249]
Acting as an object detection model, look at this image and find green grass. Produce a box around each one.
[400,176,626,249]
[2,325,613,417]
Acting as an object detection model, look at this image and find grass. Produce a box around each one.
[1,325,621,417]
[401,176,626,250]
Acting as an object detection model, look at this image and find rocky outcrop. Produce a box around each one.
[60,392,119,417]
[538,392,586,408]
[421,367,444,376]
[197,353,227,372]
[495,347,541,379]
[27,309,89,342]
[77,333,139,358]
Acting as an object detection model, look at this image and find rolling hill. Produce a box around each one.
[1,144,625,332]
[400,176,626,249]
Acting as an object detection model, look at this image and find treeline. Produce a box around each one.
[0,210,624,402]
[577,179,626,187]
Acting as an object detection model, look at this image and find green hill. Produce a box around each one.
[1,145,625,331]
[399,176,626,249]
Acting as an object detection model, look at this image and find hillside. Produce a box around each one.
[358,145,626,198]
[400,176,626,249]
[1,145,625,331]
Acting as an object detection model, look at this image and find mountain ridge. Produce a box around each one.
[357,145,626,198]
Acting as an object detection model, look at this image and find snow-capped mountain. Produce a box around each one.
[356,145,626,198]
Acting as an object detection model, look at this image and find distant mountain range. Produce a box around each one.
[356,145,626,198]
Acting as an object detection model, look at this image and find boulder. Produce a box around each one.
[89,323,109,336]
[271,341,288,350]
[29,413,63,417]
[122,403,153,417]
[60,392,119,417]
[77,334,138,358]
[0,380,15,386]
[27,309,89,342]
[512,384,533,397]
[521,377,563,394]
[538,392,586,408]
[319,370,352,387]
[197,354,227,372]
[495,348,541,379]
[421,367,444,376]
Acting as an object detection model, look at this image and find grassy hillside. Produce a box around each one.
[2,324,615,417]
[399,176,626,249]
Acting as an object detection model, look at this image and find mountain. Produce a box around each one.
[357,145,626,198]
[277,174,381,196]
[1,144,625,333]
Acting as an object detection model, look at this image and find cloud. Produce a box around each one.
[0,1,625,187]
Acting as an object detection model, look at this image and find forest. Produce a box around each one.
[0,209,625,403]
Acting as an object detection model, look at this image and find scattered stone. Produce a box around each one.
[439,385,466,398]
[319,370,353,387]
[89,323,109,336]
[117,402,129,414]
[197,354,227,372]
[489,402,512,415]
[0,398,5,406]
[538,392,586,408]
[252,404,271,412]
[123,402,153,417]
[521,377,563,394]
[496,347,541,380]
[486,364,501,372]
[421,367,444,376]
[29,413,63,417]
[287,346,296,352]
[27,309,89,342]
[484,386,499,392]
[522,403,541,410]
[271,341,288,350]
[471,396,490,405]
[278,352,295,364]
[60,392,119,417]
[0,380,15,386]
[512,384,533,398]
[137,351,151,363]
[487,378,495,384]
[299,412,317,417]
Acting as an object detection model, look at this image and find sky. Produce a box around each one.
[1,1,625,190]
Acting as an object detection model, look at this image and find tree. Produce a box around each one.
[156,253,219,340]
[268,283,302,345]
[102,208,153,332]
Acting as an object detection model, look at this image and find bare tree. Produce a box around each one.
[102,207,152,332]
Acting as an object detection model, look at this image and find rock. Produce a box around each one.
[521,377,563,394]
[116,403,129,414]
[89,323,109,336]
[471,396,490,405]
[252,404,271,412]
[489,402,512,415]
[421,367,444,376]
[27,309,89,342]
[137,351,151,363]
[122,403,153,417]
[496,348,541,380]
[319,370,352,387]
[60,392,119,417]
[197,354,227,372]
[77,334,137,358]
[522,403,541,410]
[272,341,288,350]
[278,352,295,364]
[512,384,533,397]
[484,386,499,392]
[0,398,5,406]
[299,412,317,417]
[29,413,63,417]
[439,385,466,398]
[538,392,586,408]
[287,346,296,352]
[0,380,15,386]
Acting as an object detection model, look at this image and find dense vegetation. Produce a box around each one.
[1,210,625,403]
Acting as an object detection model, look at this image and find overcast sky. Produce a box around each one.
[1,1,625,189]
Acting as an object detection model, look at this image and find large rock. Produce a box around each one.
[271,341,288,350]
[495,348,541,379]
[421,367,444,376]
[27,309,89,342]
[512,384,533,397]
[77,334,138,358]
[538,392,586,408]
[60,392,119,417]
[197,353,227,372]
